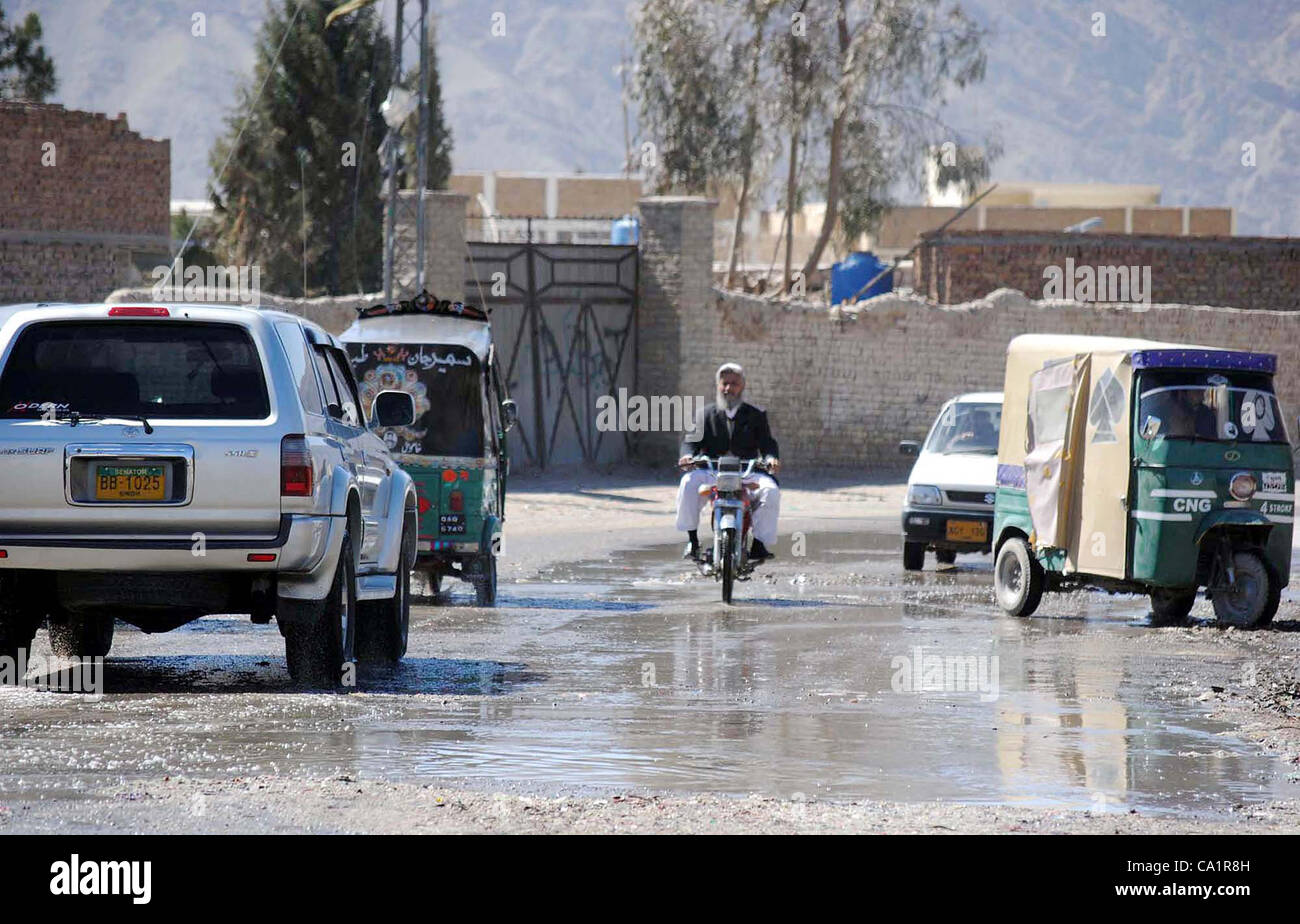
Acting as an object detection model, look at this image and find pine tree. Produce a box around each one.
[0,7,57,101]
[207,0,394,296]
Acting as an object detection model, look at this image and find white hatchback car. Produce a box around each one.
[899,391,1003,570]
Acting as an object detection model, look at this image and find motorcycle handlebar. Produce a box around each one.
[680,455,771,474]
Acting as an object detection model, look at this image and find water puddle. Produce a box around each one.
[0,529,1290,816]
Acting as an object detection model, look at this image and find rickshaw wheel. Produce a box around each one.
[1211,550,1271,629]
[994,537,1043,618]
[1149,588,1196,626]
[474,552,498,607]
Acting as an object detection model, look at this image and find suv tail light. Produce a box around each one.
[108,306,170,317]
[281,435,313,496]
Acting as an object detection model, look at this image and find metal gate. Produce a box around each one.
[464,230,638,469]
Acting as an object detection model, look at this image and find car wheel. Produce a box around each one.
[994,537,1044,618]
[357,519,413,664]
[1211,550,1271,629]
[284,530,357,688]
[902,541,925,571]
[1149,588,1196,626]
[936,549,957,565]
[47,608,114,659]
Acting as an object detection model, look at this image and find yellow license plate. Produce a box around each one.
[95,465,166,501]
[946,519,987,543]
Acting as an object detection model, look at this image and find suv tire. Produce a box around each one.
[47,609,114,659]
[357,519,413,664]
[284,531,357,688]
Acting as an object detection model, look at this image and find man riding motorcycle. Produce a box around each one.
[676,362,781,561]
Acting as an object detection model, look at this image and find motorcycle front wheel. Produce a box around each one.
[721,528,736,604]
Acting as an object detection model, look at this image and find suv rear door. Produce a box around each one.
[0,313,286,538]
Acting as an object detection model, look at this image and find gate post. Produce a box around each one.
[386,189,467,301]
[636,196,717,464]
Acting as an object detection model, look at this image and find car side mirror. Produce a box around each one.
[373,390,416,428]
[899,440,920,457]
[501,399,518,433]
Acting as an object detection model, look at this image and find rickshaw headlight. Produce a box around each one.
[907,484,942,507]
[1229,472,1257,501]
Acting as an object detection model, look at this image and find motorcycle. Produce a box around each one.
[684,454,771,604]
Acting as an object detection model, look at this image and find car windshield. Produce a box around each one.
[1138,370,1288,444]
[347,341,485,456]
[0,320,269,420]
[925,401,1002,455]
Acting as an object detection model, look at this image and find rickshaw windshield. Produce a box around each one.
[925,401,1002,454]
[348,342,485,456]
[1138,370,1288,444]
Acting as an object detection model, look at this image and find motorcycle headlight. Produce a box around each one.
[716,472,742,492]
[907,484,942,506]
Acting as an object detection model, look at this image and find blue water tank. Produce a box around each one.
[611,214,639,245]
[830,251,893,305]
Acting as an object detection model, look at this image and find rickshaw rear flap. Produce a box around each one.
[1130,348,1278,374]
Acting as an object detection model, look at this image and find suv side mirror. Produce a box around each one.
[501,399,518,432]
[373,390,416,428]
[899,440,920,457]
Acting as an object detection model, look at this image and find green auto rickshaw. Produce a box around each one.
[993,334,1293,628]
[341,294,516,605]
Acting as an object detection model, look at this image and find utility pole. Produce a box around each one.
[382,0,430,304]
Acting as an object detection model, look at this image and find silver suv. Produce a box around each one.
[0,302,418,688]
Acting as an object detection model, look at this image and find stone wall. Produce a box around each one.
[917,230,1300,310]
[0,102,170,304]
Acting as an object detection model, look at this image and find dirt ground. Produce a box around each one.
[2,466,1299,835]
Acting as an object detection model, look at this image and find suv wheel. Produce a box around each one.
[47,609,114,659]
[284,531,357,688]
[357,519,413,664]
[0,579,42,681]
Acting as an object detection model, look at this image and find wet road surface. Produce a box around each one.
[0,519,1291,818]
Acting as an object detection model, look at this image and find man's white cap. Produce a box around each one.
[716,362,745,380]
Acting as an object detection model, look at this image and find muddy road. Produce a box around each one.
[2,474,1298,833]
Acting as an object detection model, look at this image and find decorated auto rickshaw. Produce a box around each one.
[993,334,1292,628]
[340,292,516,605]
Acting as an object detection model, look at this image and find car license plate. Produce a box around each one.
[95,464,166,501]
[439,513,466,534]
[946,519,987,543]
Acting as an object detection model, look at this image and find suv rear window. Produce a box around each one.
[0,321,270,420]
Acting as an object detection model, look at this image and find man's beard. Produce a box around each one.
[717,388,741,411]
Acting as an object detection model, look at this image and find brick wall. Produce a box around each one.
[917,230,1300,310]
[387,189,468,300]
[0,102,168,236]
[634,198,1300,474]
[687,288,1300,475]
[0,102,169,303]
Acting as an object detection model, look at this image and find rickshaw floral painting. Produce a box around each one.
[356,359,432,450]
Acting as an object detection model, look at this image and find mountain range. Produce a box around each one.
[9,0,1299,235]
